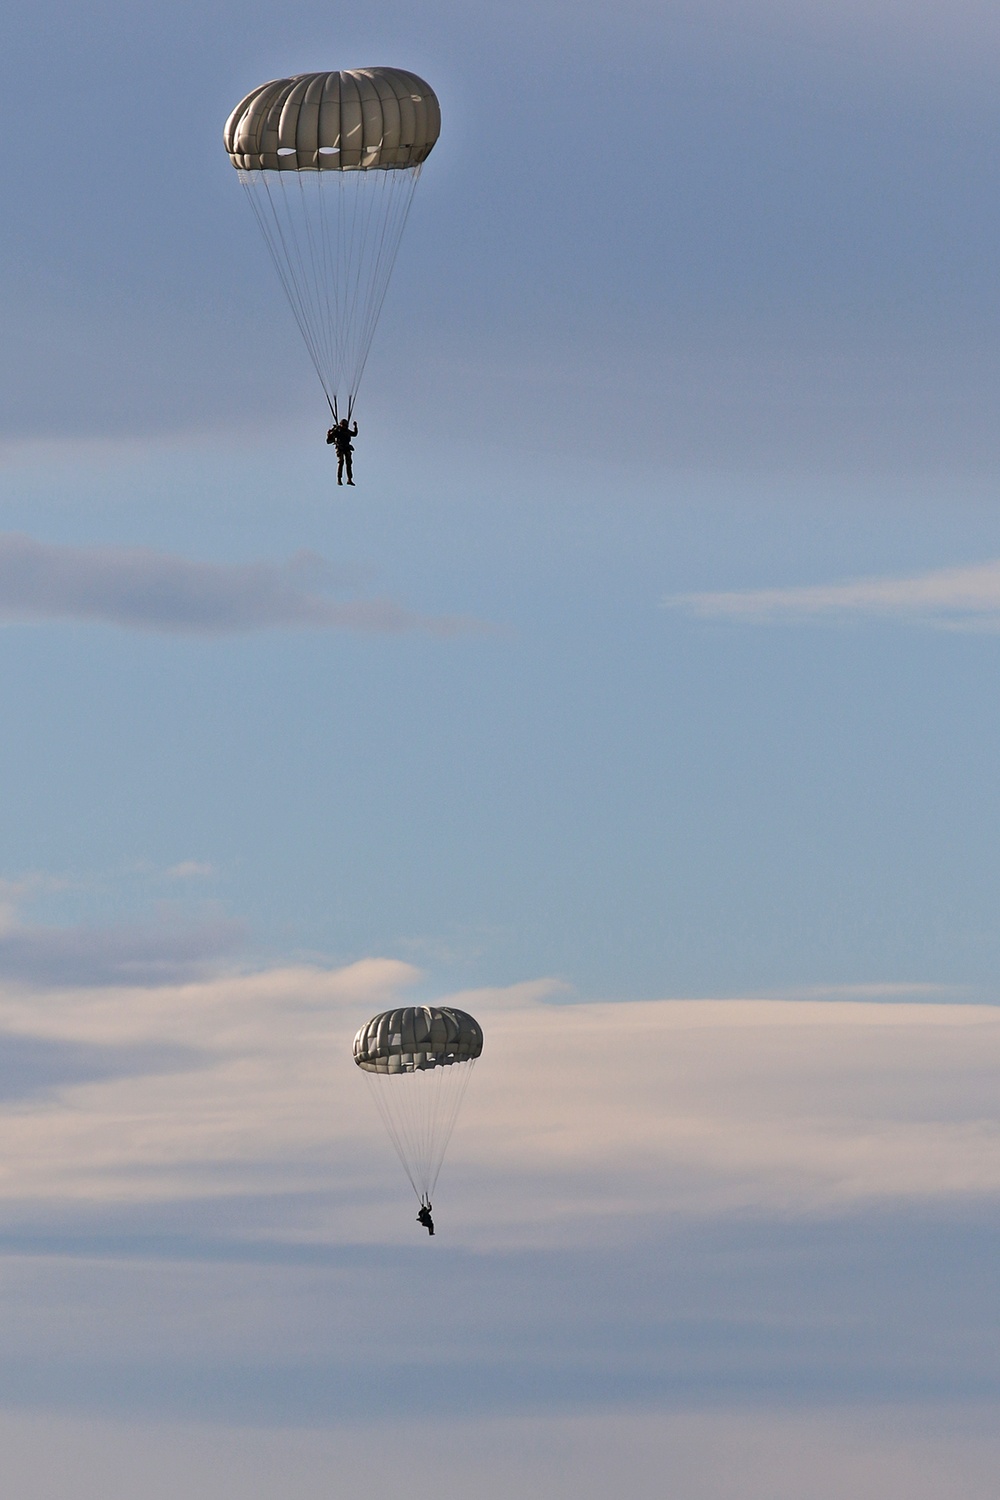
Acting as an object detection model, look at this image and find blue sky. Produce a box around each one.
[2,0,1000,1493]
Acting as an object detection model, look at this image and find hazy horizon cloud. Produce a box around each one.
[0,1405,996,1500]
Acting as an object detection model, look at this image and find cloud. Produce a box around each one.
[440,977,572,1011]
[165,863,215,881]
[0,960,1000,1430]
[0,872,72,935]
[773,981,970,1002]
[666,558,1000,628]
[0,915,246,987]
[0,1032,204,1104]
[0,534,481,636]
[467,996,1000,1243]
[0,957,419,1214]
[0,959,998,1242]
[0,1405,998,1500]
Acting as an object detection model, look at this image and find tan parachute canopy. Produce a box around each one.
[354,1006,483,1204]
[224,69,441,418]
[224,69,441,172]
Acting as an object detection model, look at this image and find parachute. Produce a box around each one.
[224,68,441,420]
[354,1005,483,1204]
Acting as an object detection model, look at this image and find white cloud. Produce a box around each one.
[468,995,1000,1243]
[0,959,420,1214]
[667,558,1000,628]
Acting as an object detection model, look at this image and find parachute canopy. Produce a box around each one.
[354,1005,483,1073]
[224,68,440,419]
[223,69,441,171]
[354,1005,482,1203]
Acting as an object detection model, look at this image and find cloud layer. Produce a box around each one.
[1,964,999,1238]
[0,956,999,1432]
[0,534,477,636]
[667,558,1000,628]
[1,1405,999,1500]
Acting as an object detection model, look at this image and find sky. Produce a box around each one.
[1,0,1000,1493]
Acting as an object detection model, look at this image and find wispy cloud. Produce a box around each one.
[0,873,71,935]
[0,534,481,636]
[165,862,215,882]
[0,914,246,987]
[666,558,1000,629]
[771,981,971,1002]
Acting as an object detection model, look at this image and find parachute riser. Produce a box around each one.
[325,394,355,425]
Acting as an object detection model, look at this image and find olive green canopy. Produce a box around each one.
[224,69,440,172]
